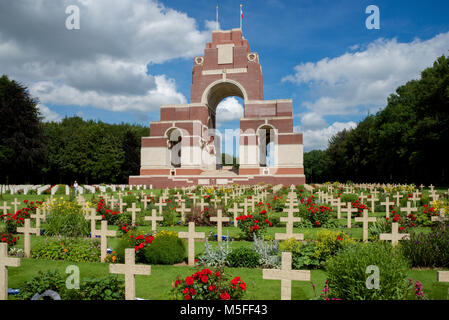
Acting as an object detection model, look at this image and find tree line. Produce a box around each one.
[305,55,449,185]
[0,75,148,185]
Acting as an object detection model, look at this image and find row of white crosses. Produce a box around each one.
[275,191,303,241]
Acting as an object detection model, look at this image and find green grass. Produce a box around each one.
[7,258,449,300]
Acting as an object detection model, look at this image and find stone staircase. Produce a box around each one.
[200,167,238,177]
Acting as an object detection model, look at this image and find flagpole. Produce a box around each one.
[240,4,243,31]
[216,5,219,31]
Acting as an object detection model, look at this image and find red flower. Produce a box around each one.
[208,285,216,291]
[231,277,241,285]
[185,276,194,286]
[190,288,196,295]
[201,275,209,283]
[184,294,191,300]
[239,282,247,291]
[183,288,189,294]
[220,292,230,300]
[174,280,181,287]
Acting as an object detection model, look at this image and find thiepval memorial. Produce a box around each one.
[130,29,305,188]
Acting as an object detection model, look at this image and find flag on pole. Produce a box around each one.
[240,4,243,30]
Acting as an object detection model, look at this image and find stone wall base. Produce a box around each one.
[129,174,306,188]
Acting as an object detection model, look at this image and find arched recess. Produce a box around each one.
[257,124,277,167]
[165,127,183,168]
[201,79,248,130]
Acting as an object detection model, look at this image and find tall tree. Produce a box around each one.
[0,75,45,183]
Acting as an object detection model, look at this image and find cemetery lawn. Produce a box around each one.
[7,258,449,300]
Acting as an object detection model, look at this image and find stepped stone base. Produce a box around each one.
[129,172,306,188]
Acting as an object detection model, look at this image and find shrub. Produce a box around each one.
[31,237,101,263]
[253,235,280,268]
[400,223,449,268]
[96,198,120,225]
[236,212,272,240]
[44,199,89,238]
[303,202,332,227]
[123,230,155,263]
[292,242,321,269]
[161,205,179,226]
[197,237,232,267]
[68,275,125,300]
[0,230,19,248]
[171,267,247,300]
[340,193,359,204]
[18,270,125,300]
[312,229,355,262]
[226,247,260,268]
[3,207,33,233]
[144,230,185,265]
[17,270,67,300]
[325,242,410,300]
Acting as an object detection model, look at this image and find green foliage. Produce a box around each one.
[226,247,260,268]
[304,150,331,183]
[197,238,232,267]
[401,224,449,268]
[253,235,280,268]
[17,270,66,300]
[17,270,125,300]
[340,193,359,204]
[0,75,45,184]
[68,275,125,300]
[312,229,355,262]
[31,237,101,263]
[326,242,410,300]
[44,200,89,238]
[143,232,186,265]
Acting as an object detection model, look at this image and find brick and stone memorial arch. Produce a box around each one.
[130,29,305,188]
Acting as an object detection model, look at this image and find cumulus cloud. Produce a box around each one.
[297,112,328,131]
[284,32,449,116]
[0,0,212,115]
[216,97,244,122]
[295,122,357,151]
[38,104,62,123]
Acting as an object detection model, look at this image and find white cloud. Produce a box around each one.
[295,121,357,151]
[216,97,244,122]
[38,104,62,123]
[0,0,212,114]
[298,112,328,130]
[284,32,449,116]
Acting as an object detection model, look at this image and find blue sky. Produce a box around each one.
[1,0,448,152]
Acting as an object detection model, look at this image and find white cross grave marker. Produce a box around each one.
[210,210,230,242]
[0,243,20,300]
[354,209,377,242]
[145,209,163,234]
[109,248,151,300]
[16,219,39,258]
[178,222,205,266]
[379,222,410,246]
[262,252,310,300]
[94,220,117,262]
